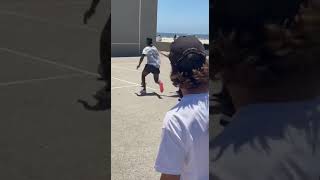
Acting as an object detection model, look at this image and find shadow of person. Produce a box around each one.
[78,86,110,111]
[161,94,180,98]
[157,90,182,100]
[77,99,108,111]
[135,92,162,99]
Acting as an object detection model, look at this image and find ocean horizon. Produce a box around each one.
[157,32,209,40]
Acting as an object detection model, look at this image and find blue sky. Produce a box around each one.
[157,0,209,34]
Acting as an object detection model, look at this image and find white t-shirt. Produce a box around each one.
[142,46,161,69]
[211,98,320,180]
[155,93,209,180]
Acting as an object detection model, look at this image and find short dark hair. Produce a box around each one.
[146,38,152,45]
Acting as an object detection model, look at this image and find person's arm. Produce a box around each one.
[137,54,145,69]
[89,0,100,11]
[160,51,169,58]
[154,116,185,180]
[160,174,180,180]
[83,0,100,24]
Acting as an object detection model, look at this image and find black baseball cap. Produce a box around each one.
[169,36,207,73]
[170,36,205,56]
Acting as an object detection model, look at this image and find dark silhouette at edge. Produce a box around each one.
[81,0,111,111]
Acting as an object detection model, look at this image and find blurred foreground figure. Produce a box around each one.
[81,0,110,110]
[210,0,320,179]
[84,0,110,83]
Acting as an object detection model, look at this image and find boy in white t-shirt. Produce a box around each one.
[137,38,164,95]
[154,36,209,180]
[210,0,320,179]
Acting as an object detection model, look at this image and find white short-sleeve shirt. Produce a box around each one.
[142,46,161,69]
[155,93,209,180]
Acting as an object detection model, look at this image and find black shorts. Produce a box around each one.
[143,64,160,74]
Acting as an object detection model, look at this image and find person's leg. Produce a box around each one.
[141,65,150,92]
[152,67,164,93]
[99,17,111,89]
[153,73,159,84]
[100,16,110,65]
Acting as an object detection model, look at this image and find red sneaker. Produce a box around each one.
[159,81,164,93]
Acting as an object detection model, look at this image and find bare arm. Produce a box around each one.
[160,174,180,180]
[137,54,145,69]
[160,51,169,58]
[83,0,100,24]
[89,0,100,11]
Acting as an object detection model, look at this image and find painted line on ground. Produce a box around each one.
[111,76,157,91]
[111,84,139,90]
[0,47,99,76]
[112,43,140,45]
[160,51,170,58]
[0,10,99,32]
[111,62,138,64]
[111,64,172,77]
[0,1,89,6]
[0,73,86,87]
[111,62,139,66]
[112,65,141,72]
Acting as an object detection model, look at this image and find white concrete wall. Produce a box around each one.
[111,0,158,57]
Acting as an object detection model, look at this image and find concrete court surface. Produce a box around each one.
[111,53,180,180]
[111,53,225,180]
[0,0,110,180]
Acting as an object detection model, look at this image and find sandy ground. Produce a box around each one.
[111,54,180,180]
[0,0,110,179]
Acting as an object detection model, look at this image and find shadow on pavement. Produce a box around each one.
[160,94,180,98]
[78,86,110,111]
[77,99,109,111]
[135,92,162,99]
